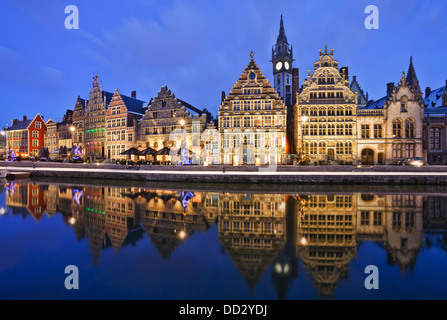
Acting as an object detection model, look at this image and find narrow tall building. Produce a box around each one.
[85,74,113,161]
[296,46,358,164]
[72,96,86,153]
[272,15,294,107]
[219,52,287,165]
[272,16,296,155]
[105,89,145,160]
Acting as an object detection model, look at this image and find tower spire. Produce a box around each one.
[277,15,288,44]
[406,56,422,94]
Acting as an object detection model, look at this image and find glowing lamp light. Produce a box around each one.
[0,208,5,215]
[69,217,76,225]
[300,237,308,246]
[180,119,185,126]
[203,161,209,166]
[302,116,309,122]
[179,231,186,239]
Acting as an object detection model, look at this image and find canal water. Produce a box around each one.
[0,179,446,300]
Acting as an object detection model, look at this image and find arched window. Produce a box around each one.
[405,118,416,138]
[393,119,403,138]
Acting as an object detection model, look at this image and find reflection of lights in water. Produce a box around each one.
[69,217,76,225]
[275,263,290,274]
[275,263,282,274]
[0,208,5,215]
[6,182,16,197]
[73,189,83,206]
[300,237,307,246]
[181,192,194,212]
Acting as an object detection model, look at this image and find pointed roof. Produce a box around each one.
[406,56,422,94]
[223,51,283,103]
[277,15,288,44]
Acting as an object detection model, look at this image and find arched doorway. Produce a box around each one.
[361,148,374,165]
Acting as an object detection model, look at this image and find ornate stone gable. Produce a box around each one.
[298,47,356,105]
[383,72,425,112]
[142,86,193,121]
[87,74,106,111]
[221,52,284,107]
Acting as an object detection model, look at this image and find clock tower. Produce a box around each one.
[272,15,293,107]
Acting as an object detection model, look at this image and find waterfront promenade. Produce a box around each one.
[4,161,447,185]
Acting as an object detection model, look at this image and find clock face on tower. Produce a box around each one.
[284,61,290,70]
[275,61,283,71]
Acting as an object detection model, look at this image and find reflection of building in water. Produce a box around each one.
[105,187,139,253]
[204,193,219,227]
[271,196,298,300]
[43,184,58,216]
[423,196,447,251]
[384,194,424,276]
[84,186,107,265]
[137,190,208,258]
[297,194,357,299]
[6,182,46,221]
[57,185,74,219]
[218,193,286,290]
[356,193,387,242]
[70,187,85,241]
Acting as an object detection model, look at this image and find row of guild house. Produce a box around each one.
[3,16,447,165]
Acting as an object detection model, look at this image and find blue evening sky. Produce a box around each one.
[0,0,446,127]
